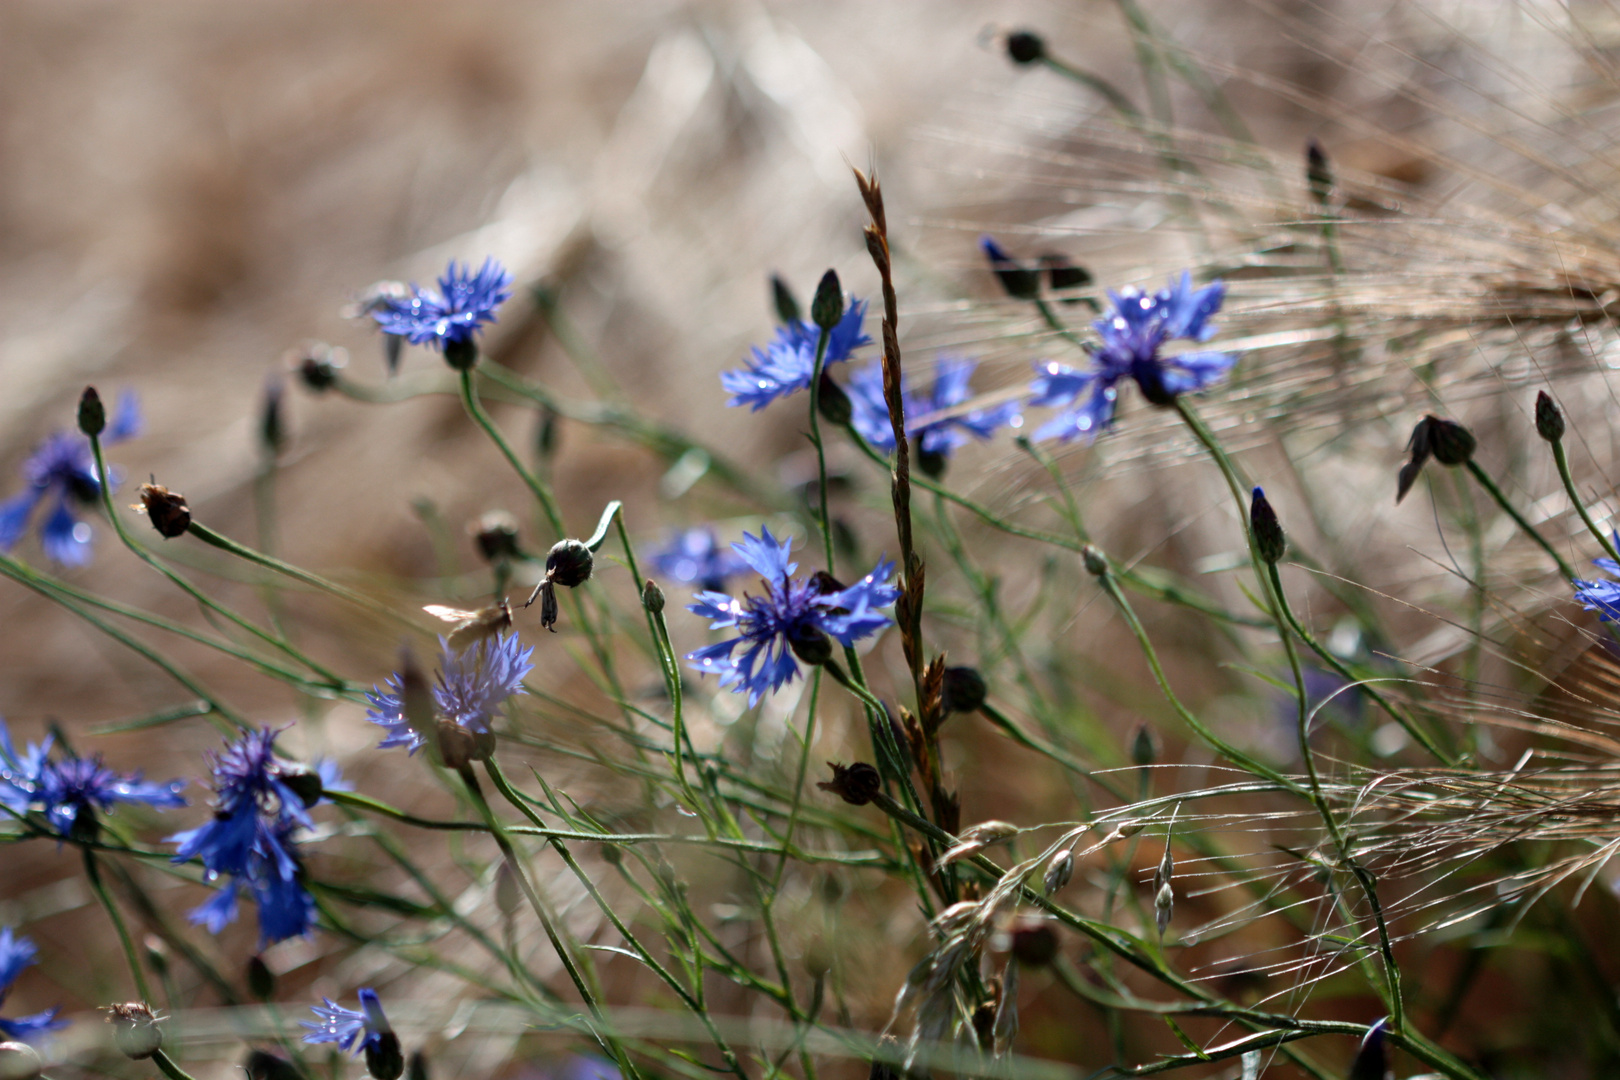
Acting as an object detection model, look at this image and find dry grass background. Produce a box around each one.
[7,2,1620,1076]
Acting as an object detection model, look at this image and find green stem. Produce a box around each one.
[150,1049,202,1080]
[458,368,566,539]
[1463,459,1575,580]
[185,522,403,628]
[806,326,836,574]
[1551,438,1620,564]
[83,846,154,1004]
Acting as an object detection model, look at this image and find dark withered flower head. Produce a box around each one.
[1030,271,1234,443]
[979,236,1041,300]
[647,526,748,592]
[0,391,140,566]
[365,634,534,754]
[685,526,899,705]
[0,718,184,840]
[370,257,513,354]
[846,356,1022,457]
[168,728,332,948]
[0,927,68,1041]
[721,300,871,411]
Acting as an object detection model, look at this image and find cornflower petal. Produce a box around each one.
[721,302,871,410]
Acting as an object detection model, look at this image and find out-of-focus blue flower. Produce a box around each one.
[0,927,66,1041]
[1573,546,1620,621]
[846,356,1021,456]
[365,634,534,754]
[1030,272,1234,443]
[721,300,871,411]
[170,728,327,948]
[685,526,898,705]
[302,987,393,1055]
[647,527,748,592]
[0,391,140,566]
[371,257,513,352]
[0,718,184,838]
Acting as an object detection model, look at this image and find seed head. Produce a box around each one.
[133,482,191,539]
[105,1002,163,1060]
[78,387,106,438]
[471,511,522,563]
[1005,30,1046,64]
[941,666,988,714]
[818,761,882,806]
[545,539,593,588]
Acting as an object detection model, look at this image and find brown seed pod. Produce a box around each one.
[131,482,191,539]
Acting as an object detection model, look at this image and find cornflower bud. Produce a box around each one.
[1249,486,1287,565]
[247,955,276,1001]
[817,371,853,426]
[642,577,666,614]
[1427,416,1476,466]
[980,236,1041,300]
[1081,543,1109,577]
[1039,253,1092,293]
[245,1050,303,1080]
[443,337,478,372]
[1008,916,1058,968]
[941,666,988,714]
[817,761,882,805]
[106,1002,163,1060]
[260,375,286,457]
[1349,1018,1390,1080]
[529,538,595,631]
[788,624,834,666]
[771,274,802,326]
[811,269,845,332]
[1535,390,1565,443]
[471,511,522,563]
[0,1042,42,1080]
[1305,138,1334,205]
[1005,30,1046,64]
[916,444,948,479]
[408,1051,431,1080]
[142,934,169,978]
[78,386,106,438]
[276,762,324,809]
[1131,725,1157,766]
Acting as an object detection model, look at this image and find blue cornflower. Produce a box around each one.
[1572,543,1620,621]
[370,257,513,353]
[0,719,184,839]
[170,728,325,947]
[721,300,872,411]
[685,527,899,706]
[0,391,140,566]
[1029,271,1235,443]
[303,988,403,1080]
[365,633,534,754]
[647,527,748,592]
[846,356,1022,456]
[0,927,66,1041]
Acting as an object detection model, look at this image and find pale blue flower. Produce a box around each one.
[647,527,748,592]
[846,355,1021,456]
[366,633,534,754]
[721,301,871,411]
[0,927,66,1041]
[371,257,513,352]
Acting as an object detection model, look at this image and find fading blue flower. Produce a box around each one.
[0,391,140,566]
[371,257,513,352]
[1573,545,1620,622]
[304,987,404,1080]
[1030,271,1235,443]
[721,300,871,411]
[0,927,67,1041]
[365,633,534,754]
[846,356,1021,456]
[170,728,325,948]
[302,987,393,1053]
[0,719,183,839]
[647,527,748,592]
[685,526,898,706]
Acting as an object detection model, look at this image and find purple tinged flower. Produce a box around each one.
[0,390,140,566]
[304,987,404,1079]
[370,257,513,352]
[721,300,872,411]
[365,633,534,754]
[647,527,749,592]
[0,927,67,1041]
[1029,271,1235,443]
[846,356,1022,456]
[684,526,899,706]
[1572,542,1620,621]
[169,728,326,948]
[0,718,184,839]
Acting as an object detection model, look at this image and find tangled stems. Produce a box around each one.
[457,368,566,540]
[454,764,637,1078]
[87,433,347,689]
[1171,399,1407,1030]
